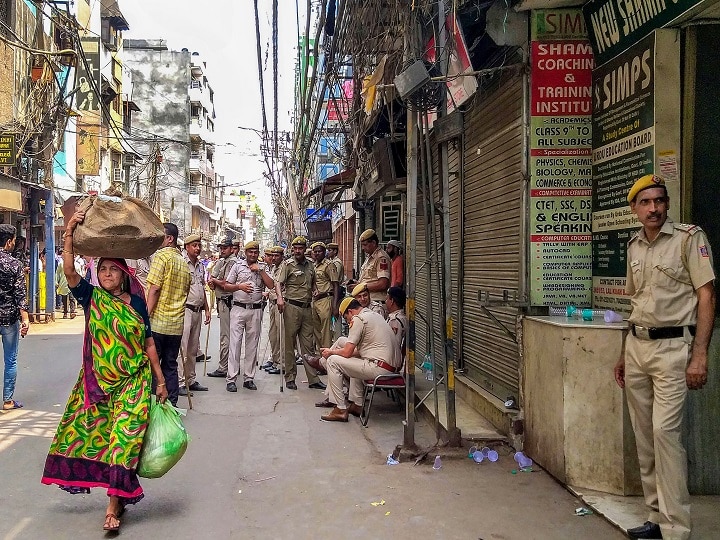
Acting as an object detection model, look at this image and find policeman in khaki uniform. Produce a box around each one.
[220,241,275,392]
[614,174,715,540]
[311,241,340,350]
[357,228,390,310]
[351,282,386,318]
[327,242,345,339]
[275,236,325,391]
[207,237,237,377]
[318,297,400,422]
[260,246,283,375]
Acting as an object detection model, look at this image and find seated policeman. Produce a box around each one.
[319,297,399,422]
[351,282,387,318]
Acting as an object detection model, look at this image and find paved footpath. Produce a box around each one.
[0,314,624,539]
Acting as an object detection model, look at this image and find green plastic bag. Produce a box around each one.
[137,398,189,478]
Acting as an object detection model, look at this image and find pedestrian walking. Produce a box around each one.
[55,258,77,319]
[145,223,191,407]
[614,174,715,540]
[0,224,29,411]
[178,234,210,395]
[42,210,168,532]
[274,236,325,391]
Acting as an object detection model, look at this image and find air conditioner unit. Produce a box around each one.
[112,168,124,184]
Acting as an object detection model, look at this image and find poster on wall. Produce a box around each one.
[591,30,681,312]
[76,124,100,176]
[529,9,594,307]
[77,37,100,113]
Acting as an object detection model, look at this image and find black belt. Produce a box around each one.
[185,304,203,313]
[218,296,232,308]
[286,298,311,308]
[233,301,263,310]
[314,291,333,300]
[631,324,696,340]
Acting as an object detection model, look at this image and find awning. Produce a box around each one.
[0,175,22,212]
[320,167,356,199]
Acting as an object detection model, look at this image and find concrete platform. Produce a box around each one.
[569,486,720,538]
[413,368,507,443]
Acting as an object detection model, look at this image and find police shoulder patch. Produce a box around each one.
[674,223,701,235]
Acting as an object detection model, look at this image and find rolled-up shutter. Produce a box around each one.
[461,73,524,400]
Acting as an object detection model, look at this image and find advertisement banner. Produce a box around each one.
[590,31,680,312]
[529,9,594,307]
[583,0,709,67]
[0,134,15,166]
[76,124,100,176]
[77,37,100,112]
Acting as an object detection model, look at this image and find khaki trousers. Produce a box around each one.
[268,302,281,367]
[227,305,263,383]
[178,308,202,386]
[217,298,231,373]
[312,296,333,349]
[326,350,391,409]
[625,333,692,540]
[282,303,319,384]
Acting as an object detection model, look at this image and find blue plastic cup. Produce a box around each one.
[514,451,533,469]
[487,449,499,462]
[472,450,484,463]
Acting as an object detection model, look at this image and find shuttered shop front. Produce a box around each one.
[461,73,524,400]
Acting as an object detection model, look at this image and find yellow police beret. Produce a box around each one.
[359,228,376,242]
[184,233,201,245]
[351,282,368,296]
[628,174,666,203]
[339,296,355,316]
[327,242,339,249]
[310,241,326,250]
[291,236,307,246]
[244,241,259,250]
[273,245,284,254]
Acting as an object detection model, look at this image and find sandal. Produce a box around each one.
[103,513,121,532]
[2,400,23,410]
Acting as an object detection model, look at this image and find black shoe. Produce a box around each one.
[207,370,227,378]
[260,361,273,370]
[243,380,258,390]
[179,387,193,397]
[196,354,211,363]
[309,381,327,390]
[295,356,304,365]
[189,382,208,391]
[226,382,237,392]
[266,367,281,375]
[627,522,662,539]
[286,381,297,390]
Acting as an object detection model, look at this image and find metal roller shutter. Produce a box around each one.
[461,74,524,400]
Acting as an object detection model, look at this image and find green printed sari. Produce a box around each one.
[42,284,151,504]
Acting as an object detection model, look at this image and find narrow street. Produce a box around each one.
[0,316,624,540]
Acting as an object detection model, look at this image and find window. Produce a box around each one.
[0,0,11,37]
[380,193,403,242]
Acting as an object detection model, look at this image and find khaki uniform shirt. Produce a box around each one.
[211,254,237,298]
[369,300,386,317]
[626,219,715,327]
[185,257,207,307]
[275,258,315,303]
[359,247,391,302]
[314,258,339,294]
[266,264,279,301]
[227,259,266,304]
[347,308,398,367]
[331,256,345,284]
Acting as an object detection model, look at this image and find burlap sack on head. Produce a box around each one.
[72,195,166,258]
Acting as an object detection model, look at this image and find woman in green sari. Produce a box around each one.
[42,210,168,532]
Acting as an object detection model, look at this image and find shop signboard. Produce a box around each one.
[0,134,15,166]
[583,0,710,66]
[529,9,594,306]
[591,30,681,312]
[76,124,100,176]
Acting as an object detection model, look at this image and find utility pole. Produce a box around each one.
[148,143,160,214]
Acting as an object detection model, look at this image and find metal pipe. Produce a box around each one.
[438,0,460,446]
[519,50,530,303]
[456,131,465,370]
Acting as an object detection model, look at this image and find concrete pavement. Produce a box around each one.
[0,314,625,539]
